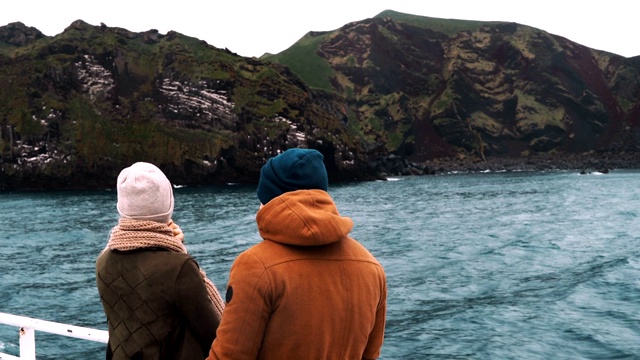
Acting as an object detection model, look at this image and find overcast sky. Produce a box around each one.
[2,0,637,58]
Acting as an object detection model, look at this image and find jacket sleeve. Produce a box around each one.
[363,269,387,360]
[208,251,272,360]
[175,258,221,356]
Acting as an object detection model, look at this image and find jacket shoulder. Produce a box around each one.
[96,248,197,284]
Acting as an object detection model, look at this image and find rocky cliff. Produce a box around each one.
[264,10,640,173]
[1,11,640,190]
[0,21,372,190]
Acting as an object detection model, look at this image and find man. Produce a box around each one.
[208,148,387,359]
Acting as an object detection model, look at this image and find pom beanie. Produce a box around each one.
[257,148,328,205]
[116,162,174,223]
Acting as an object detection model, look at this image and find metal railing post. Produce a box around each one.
[0,312,108,359]
[19,327,35,360]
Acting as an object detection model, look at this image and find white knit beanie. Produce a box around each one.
[116,162,174,223]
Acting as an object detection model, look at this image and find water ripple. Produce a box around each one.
[2,171,640,359]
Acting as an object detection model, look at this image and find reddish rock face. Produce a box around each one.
[267,11,640,166]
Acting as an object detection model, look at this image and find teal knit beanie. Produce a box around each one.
[257,148,328,205]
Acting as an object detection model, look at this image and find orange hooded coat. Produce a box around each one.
[208,189,387,359]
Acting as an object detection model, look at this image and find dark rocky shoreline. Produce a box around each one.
[2,152,638,192]
[375,151,640,178]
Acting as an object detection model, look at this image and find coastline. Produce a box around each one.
[1,151,639,191]
[376,151,640,178]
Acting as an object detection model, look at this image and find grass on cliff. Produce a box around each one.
[261,33,334,91]
[374,10,501,35]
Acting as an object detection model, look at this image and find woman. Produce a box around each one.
[96,162,224,359]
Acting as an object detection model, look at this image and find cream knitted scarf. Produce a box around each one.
[107,218,224,319]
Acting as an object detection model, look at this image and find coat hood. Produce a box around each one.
[256,189,353,246]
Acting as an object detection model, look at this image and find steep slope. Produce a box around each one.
[0,21,374,190]
[3,10,640,190]
[264,10,640,166]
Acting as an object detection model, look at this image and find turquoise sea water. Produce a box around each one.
[1,170,640,359]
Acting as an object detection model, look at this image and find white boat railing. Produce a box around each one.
[0,312,108,360]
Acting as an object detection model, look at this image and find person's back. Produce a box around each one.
[97,248,216,359]
[96,162,224,359]
[208,149,386,359]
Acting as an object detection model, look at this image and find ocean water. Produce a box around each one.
[1,170,639,359]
